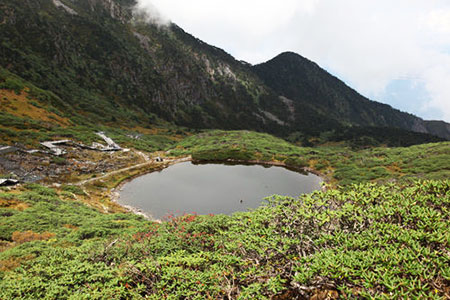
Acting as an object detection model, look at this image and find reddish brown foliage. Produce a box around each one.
[11,230,55,244]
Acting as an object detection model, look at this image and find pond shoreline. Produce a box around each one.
[110,156,192,222]
[110,156,324,221]
[192,158,326,180]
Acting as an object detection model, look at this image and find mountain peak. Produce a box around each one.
[253,52,450,139]
[275,51,301,58]
[266,51,311,64]
[257,51,321,74]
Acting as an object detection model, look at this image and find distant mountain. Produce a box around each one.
[0,0,448,143]
[422,120,450,140]
[253,52,449,138]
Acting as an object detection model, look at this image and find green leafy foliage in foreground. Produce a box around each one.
[0,185,149,299]
[169,130,450,185]
[1,181,449,299]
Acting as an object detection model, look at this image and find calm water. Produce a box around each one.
[118,162,322,219]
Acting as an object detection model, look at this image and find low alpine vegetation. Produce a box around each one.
[1,180,448,299]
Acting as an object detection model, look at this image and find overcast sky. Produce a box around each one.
[136,0,450,122]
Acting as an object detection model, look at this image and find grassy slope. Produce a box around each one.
[169,130,450,185]
[0,68,187,151]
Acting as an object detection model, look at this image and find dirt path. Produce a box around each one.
[75,156,191,186]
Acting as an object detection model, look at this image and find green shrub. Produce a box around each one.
[0,78,24,94]
[61,185,86,196]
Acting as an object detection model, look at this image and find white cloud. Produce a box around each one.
[425,9,450,33]
[133,0,169,26]
[423,56,450,121]
[136,0,450,122]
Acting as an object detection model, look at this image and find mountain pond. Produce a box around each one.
[118,162,322,220]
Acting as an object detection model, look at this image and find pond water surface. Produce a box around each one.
[118,162,322,219]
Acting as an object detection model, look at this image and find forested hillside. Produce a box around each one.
[0,0,449,142]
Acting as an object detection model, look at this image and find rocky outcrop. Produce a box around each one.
[52,0,78,15]
[424,120,450,140]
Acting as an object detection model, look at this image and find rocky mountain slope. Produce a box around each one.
[0,0,449,141]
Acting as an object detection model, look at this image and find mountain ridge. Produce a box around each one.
[253,51,447,138]
[0,0,449,142]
